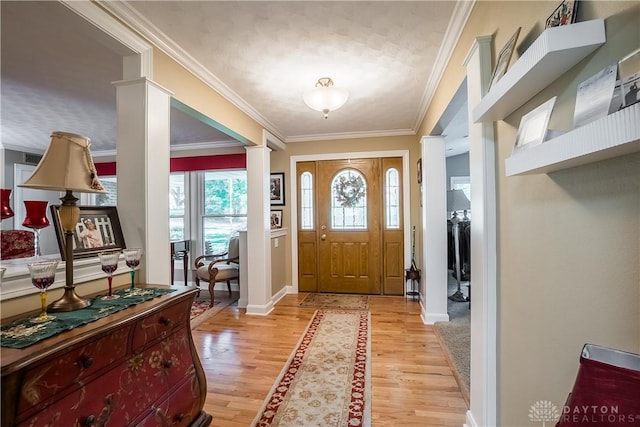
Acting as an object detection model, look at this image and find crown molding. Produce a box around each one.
[413,0,476,133]
[285,128,416,144]
[99,1,285,142]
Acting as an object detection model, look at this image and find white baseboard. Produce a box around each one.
[271,286,289,305]
[421,312,450,324]
[237,297,248,309]
[464,410,479,427]
[246,301,274,316]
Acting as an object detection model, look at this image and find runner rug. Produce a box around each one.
[251,309,371,427]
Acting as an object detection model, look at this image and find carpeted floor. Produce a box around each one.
[251,309,371,427]
[434,272,470,397]
[190,289,238,329]
[299,293,370,310]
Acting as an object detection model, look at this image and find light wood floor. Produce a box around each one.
[191,294,468,426]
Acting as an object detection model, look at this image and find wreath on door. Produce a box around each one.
[333,174,365,208]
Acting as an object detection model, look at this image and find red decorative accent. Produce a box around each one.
[1,189,14,220]
[0,230,35,259]
[22,201,50,229]
[95,153,246,176]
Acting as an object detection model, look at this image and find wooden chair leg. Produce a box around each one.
[208,282,215,307]
[227,280,232,295]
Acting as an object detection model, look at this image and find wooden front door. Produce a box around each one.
[297,157,404,295]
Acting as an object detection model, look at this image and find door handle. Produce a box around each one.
[321,225,327,230]
[321,234,326,240]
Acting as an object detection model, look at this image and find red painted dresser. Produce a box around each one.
[1,286,211,426]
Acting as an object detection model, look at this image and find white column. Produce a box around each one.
[245,145,273,315]
[463,35,497,427]
[420,136,449,324]
[113,77,172,285]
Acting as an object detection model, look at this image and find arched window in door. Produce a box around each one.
[331,169,367,230]
[385,167,400,229]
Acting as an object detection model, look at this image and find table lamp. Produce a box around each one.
[20,131,105,311]
[1,189,15,220]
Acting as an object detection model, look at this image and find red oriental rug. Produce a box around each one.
[251,309,371,427]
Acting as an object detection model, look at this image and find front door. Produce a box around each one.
[297,157,404,295]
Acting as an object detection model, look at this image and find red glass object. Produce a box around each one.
[22,201,50,257]
[22,201,50,229]
[1,189,14,220]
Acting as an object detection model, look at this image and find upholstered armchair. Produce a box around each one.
[1,230,35,260]
[194,235,239,307]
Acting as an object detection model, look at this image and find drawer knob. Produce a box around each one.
[163,360,174,368]
[80,356,94,369]
[83,415,96,426]
[160,317,172,326]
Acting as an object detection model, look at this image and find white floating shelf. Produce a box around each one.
[505,103,640,176]
[473,19,606,123]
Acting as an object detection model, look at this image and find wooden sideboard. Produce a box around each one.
[1,286,212,427]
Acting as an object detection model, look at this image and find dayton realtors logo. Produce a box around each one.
[529,400,640,425]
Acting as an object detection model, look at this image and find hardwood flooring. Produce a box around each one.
[191,294,468,426]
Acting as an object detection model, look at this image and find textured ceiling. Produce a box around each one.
[1,1,469,156]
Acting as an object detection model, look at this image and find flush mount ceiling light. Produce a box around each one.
[303,77,349,119]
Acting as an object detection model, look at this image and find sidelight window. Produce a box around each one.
[385,168,400,229]
[300,171,314,230]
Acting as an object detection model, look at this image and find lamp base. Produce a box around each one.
[48,286,91,312]
[448,290,468,302]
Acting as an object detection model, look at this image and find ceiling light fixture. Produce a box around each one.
[303,77,349,119]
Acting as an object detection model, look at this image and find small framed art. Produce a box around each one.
[270,172,285,206]
[488,27,521,91]
[545,0,578,29]
[50,205,126,260]
[270,210,283,229]
[512,96,557,154]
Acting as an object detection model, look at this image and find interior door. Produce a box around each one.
[317,159,381,294]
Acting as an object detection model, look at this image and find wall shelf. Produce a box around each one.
[473,19,606,123]
[505,103,640,176]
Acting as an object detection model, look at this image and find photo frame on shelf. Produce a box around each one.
[270,172,285,206]
[512,96,557,154]
[488,27,521,91]
[50,205,126,260]
[270,210,283,229]
[545,0,578,29]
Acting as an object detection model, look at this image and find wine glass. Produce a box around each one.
[98,251,121,300]
[123,248,142,291]
[28,260,58,323]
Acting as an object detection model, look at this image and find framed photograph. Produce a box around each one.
[270,210,283,229]
[513,96,557,154]
[545,0,578,29]
[50,205,126,260]
[417,158,422,185]
[488,27,521,91]
[270,172,285,206]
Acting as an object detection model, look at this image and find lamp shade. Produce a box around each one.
[20,131,105,193]
[447,189,470,212]
[303,77,349,119]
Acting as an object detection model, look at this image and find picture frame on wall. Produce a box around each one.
[512,96,557,154]
[270,172,285,206]
[270,210,283,229]
[50,205,126,260]
[488,27,521,91]
[545,0,578,29]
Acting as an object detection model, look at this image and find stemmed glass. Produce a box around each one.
[28,260,58,323]
[98,251,121,300]
[123,248,142,291]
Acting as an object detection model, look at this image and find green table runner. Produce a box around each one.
[1,287,176,349]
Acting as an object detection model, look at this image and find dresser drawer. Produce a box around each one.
[17,325,131,417]
[131,298,190,350]
[133,375,201,427]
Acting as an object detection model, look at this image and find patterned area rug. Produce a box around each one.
[190,289,238,329]
[299,293,370,310]
[251,310,371,427]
